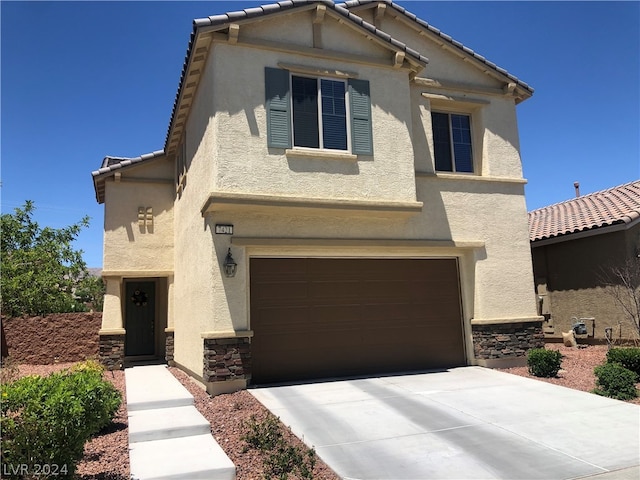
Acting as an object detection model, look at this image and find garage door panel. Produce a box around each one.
[308,280,365,301]
[250,258,465,383]
[254,281,308,303]
[251,258,307,276]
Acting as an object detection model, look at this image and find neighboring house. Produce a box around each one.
[529,180,640,342]
[92,0,542,395]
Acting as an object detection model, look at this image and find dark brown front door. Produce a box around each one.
[125,281,156,356]
[250,258,465,384]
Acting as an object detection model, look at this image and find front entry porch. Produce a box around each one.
[99,275,172,369]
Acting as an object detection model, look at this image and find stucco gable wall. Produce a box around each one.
[358,10,505,89]
[239,9,391,59]
[239,9,314,47]
[210,41,418,202]
[320,12,393,58]
[115,157,174,180]
[102,178,174,272]
[362,11,526,179]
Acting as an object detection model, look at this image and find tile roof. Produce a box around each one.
[92,150,165,178]
[91,150,165,203]
[165,0,429,152]
[339,0,533,95]
[528,180,640,242]
[192,0,429,64]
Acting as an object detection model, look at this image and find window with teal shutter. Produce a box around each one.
[292,76,320,148]
[320,79,347,150]
[348,78,373,155]
[265,67,372,155]
[265,67,291,149]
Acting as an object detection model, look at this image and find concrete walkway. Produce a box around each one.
[251,367,640,480]
[125,365,235,480]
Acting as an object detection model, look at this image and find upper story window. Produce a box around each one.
[431,112,473,173]
[292,76,348,151]
[265,67,373,155]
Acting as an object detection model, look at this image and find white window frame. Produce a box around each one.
[431,110,475,174]
[289,74,352,153]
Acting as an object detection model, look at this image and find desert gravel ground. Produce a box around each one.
[6,344,639,479]
[497,343,640,405]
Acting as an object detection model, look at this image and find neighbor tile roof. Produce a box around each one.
[339,0,534,95]
[529,180,640,242]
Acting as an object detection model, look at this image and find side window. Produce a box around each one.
[431,112,473,173]
[176,137,186,192]
[265,67,373,155]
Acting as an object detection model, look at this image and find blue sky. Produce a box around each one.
[2,1,639,267]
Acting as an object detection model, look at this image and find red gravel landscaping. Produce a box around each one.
[4,344,638,479]
[169,367,340,480]
[497,343,640,405]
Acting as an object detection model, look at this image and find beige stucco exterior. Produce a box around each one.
[99,159,174,341]
[94,2,540,390]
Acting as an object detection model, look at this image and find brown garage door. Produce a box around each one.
[250,258,465,384]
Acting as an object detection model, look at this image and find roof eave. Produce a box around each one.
[92,150,166,204]
[340,0,534,99]
[164,0,430,156]
[531,217,639,247]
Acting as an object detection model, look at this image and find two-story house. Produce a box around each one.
[92,0,542,395]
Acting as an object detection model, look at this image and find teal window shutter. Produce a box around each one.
[265,67,291,149]
[348,78,373,155]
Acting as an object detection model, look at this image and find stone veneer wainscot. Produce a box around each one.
[472,320,544,368]
[99,334,125,370]
[203,337,251,384]
[165,330,175,366]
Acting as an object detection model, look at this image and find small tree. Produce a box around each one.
[601,259,640,343]
[75,275,105,312]
[1,201,90,317]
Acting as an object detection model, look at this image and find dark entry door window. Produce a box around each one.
[125,281,156,356]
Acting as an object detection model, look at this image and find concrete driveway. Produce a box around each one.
[250,367,640,480]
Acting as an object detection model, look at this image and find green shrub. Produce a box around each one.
[243,414,316,479]
[0,364,122,479]
[66,367,121,435]
[242,414,283,451]
[593,362,638,400]
[606,347,640,377]
[264,443,316,480]
[527,348,563,377]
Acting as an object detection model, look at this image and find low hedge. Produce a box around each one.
[527,348,563,377]
[0,360,121,479]
[593,362,638,400]
[606,347,640,377]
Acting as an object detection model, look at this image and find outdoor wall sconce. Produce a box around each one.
[223,248,237,278]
